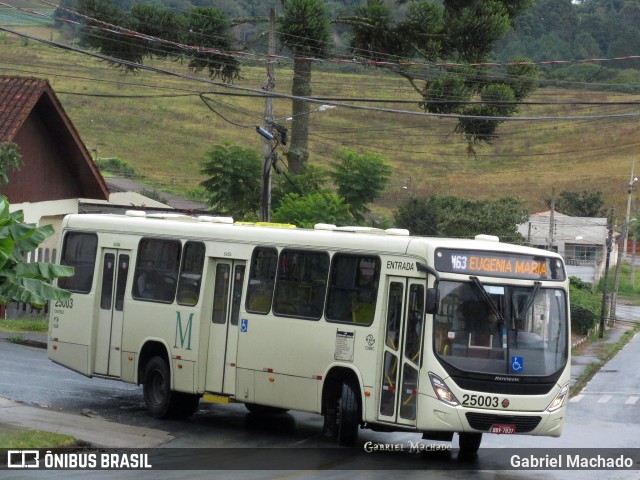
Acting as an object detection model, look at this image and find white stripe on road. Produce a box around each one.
[597,395,612,403]
[625,396,639,405]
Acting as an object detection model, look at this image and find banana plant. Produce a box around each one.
[0,196,73,308]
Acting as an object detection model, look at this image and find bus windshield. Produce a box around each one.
[434,280,568,377]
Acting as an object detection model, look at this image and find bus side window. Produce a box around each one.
[177,242,205,306]
[246,247,278,314]
[326,254,380,325]
[58,232,98,293]
[133,238,181,303]
[273,249,329,320]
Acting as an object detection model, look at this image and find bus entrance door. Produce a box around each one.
[204,260,246,395]
[94,249,130,377]
[378,277,426,427]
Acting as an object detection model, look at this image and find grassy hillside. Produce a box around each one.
[1,26,639,221]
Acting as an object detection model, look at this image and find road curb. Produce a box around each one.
[0,397,173,449]
[0,337,47,349]
[0,331,47,349]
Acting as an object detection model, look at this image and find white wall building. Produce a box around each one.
[518,211,614,284]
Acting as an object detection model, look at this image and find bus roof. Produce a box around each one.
[61,211,563,261]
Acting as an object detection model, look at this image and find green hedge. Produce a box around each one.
[569,276,601,335]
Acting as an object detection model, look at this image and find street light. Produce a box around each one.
[256,123,287,222]
[256,126,274,141]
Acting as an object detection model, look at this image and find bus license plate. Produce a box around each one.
[490,424,516,434]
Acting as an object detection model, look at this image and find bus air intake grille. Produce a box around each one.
[465,413,541,433]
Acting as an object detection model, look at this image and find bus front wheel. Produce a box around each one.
[143,356,173,418]
[172,392,200,418]
[458,432,482,456]
[337,380,359,446]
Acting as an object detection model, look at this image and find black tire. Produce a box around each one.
[143,356,173,419]
[172,392,200,418]
[458,432,482,456]
[244,403,289,415]
[322,397,338,440]
[337,380,360,447]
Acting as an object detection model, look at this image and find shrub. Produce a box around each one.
[571,305,599,335]
[95,157,136,176]
[569,276,601,335]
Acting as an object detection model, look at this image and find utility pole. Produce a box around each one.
[610,221,627,326]
[623,160,636,262]
[260,6,276,222]
[548,187,555,250]
[599,210,614,338]
[631,199,638,288]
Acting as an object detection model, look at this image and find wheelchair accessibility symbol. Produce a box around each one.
[241,318,248,333]
[511,356,523,373]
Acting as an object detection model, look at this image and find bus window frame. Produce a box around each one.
[58,231,98,294]
[325,253,381,326]
[272,248,330,321]
[176,241,205,306]
[132,237,181,304]
[245,246,278,314]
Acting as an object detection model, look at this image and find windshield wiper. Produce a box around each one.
[469,276,506,325]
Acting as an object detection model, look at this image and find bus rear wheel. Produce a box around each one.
[337,380,359,446]
[143,356,173,418]
[458,432,482,456]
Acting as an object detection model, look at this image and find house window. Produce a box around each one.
[565,244,598,265]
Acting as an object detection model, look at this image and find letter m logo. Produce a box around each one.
[174,312,194,351]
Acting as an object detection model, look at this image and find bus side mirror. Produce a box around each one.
[425,288,439,315]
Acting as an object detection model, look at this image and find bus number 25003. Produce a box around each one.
[54,299,73,309]
[461,394,499,408]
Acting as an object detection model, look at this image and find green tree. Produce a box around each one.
[200,143,262,219]
[75,0,240,82]
[271,165,329,211]
[0,197,74,307]
[394,196,441,236]
[395,195,528,242]
[330,149,391,221]
[550,190,607,217]
[271,192,353,228]
[278,0,332,173]
[0,142,22,186]
[348,0,538,145]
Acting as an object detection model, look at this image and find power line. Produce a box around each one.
[4,22,640,124]
[4,3,640,104]
[13,1,640,90]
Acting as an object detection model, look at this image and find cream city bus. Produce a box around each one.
[48,211,570,454]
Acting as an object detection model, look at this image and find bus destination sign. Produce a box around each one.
[434,249,565,280]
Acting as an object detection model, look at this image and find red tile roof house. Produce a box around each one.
[0,75,110,256]
[0,75,113,316]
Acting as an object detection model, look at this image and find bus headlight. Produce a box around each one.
[546,382,569,412]
[429,372,459,406]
